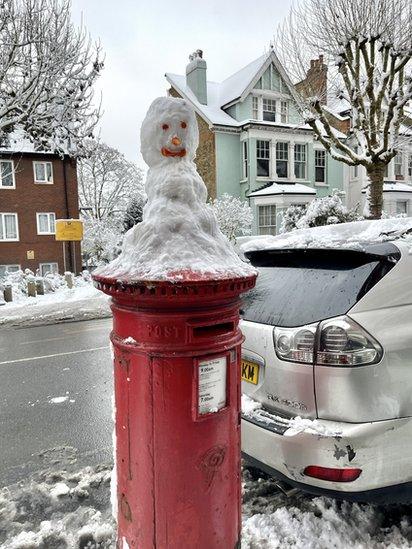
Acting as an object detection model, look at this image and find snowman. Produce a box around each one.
[96,96,253,281]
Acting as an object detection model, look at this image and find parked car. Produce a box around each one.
[240,219,412,503]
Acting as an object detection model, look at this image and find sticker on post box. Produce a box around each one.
[198,356,227,415]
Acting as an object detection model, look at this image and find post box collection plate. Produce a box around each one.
[198,356,227,415]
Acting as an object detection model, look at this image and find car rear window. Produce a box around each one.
[242,247,398,327]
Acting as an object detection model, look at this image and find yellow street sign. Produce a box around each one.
[55,219,84,241]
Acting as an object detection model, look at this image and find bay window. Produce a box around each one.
[294,144,307,179]
[394,153,403,177]
[257,140,270,177]
[276,142,288,178]
[258,205,277,235]
[315,150,326,183]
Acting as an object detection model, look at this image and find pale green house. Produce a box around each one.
[166,49,345,235]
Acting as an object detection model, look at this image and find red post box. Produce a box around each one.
[93,270,256,549]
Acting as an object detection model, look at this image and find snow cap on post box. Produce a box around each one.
[94,96,255,282]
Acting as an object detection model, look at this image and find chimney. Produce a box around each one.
[186,49,207,105]
[296,55,328,104]
[305,55,327,104]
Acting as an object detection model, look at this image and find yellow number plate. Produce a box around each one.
[241,359,259,385]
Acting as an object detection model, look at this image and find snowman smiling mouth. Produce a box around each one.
[161,135,186,157]
[161,147,187,157]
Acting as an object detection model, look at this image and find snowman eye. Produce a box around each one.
[181,121,187,129]
[162,124,169,130]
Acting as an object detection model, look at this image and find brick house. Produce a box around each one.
[0,134,81,276]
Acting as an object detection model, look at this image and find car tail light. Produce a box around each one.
[274,316,382,367]
[274,323,317,364]
[304,465,362,482]
[317,316,382,366]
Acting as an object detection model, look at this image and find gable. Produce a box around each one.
[254,63,289,95]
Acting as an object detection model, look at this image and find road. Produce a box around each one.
[0,318,113,486]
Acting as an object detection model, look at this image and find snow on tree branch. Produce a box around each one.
[0,0,103,155]
[275,0,412,218]
[77,139,145,222]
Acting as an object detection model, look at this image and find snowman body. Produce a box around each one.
[96,96,253,280]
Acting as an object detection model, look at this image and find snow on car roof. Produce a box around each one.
[240,218,412,254]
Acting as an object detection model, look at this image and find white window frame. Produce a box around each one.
[39,262,59,276]
[33,161,53,184]
[242,141,248,180]
[294,143,307,180]
[0,160,15,189]
[394,153,403,177]
[314,149,327,184]
[256,140,271,178]
[276,142,289,179]
[258,204,277,235]
[262,98,276,122]
[408,154,412,178]
[0,264,20,276]
[396,201,408,215]
[0,213,19,241]
[252,96,259,119]
[36,212,56,235]
[281,101,288,123]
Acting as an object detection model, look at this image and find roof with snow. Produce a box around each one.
[165,51,306,128]
[361,182,412,194]
[248,182,316,197]
[0,126,66,155]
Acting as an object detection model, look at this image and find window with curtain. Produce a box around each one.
[37,212,56,234]
[394,153,403,177]
[34,161,53,183]
[0,213,18,240]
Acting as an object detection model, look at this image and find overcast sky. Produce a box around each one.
[70,0,293,169]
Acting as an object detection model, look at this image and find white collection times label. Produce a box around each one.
[198,356,227,415]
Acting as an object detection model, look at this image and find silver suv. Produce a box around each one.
[240,219,412,503]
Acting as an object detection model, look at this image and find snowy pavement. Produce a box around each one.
[0,285,111,327]
[1,463,411,548]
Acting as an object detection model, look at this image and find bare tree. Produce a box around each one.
[78,139,145,221]
[276,0,412,218]
[0,0,103,154]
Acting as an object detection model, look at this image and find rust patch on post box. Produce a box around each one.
[120,493,132,522]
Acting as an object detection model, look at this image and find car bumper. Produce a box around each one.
[241,414,412,503]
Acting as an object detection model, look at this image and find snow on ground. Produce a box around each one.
[1,463,411,548]
[0,276,111,327]
[0,395,409,548]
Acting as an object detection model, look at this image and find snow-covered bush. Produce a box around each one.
[281,192,362,233]
[123,195,146,232]
[82,217,123,267]
[210,193,253,243]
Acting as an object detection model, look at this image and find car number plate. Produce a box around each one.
[241,359,259,385]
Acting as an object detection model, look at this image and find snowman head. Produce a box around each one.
[140,96,199,167]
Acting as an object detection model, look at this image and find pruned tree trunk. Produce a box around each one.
[366,163,386,219]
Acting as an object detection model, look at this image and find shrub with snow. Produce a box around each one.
[210,193,253,243]
[82,217,123,267]
[281,193,362,233]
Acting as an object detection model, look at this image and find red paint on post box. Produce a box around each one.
[93,272,256,549]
